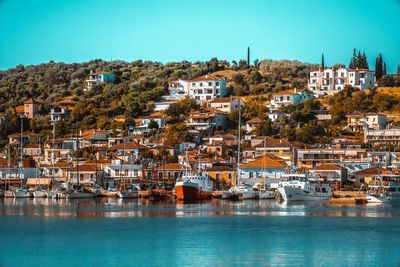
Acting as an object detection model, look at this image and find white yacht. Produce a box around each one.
[33,190,48,198]
[13,188,33,198]
[366,175,400,203]
[278,173,332,202]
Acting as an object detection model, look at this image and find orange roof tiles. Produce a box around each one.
[241,155,287,169]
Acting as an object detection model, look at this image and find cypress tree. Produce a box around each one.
[349,48,358,69]
[397,65,400,75]
[383,63,387,76]
[321,53,325,70]
[357,51,362,68]
[375,54,383,80]
[362,52,369,69]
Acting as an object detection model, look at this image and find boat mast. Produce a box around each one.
[236,106,241,186]
[19,115,23,188]
[263,138,266,190]
[75,117,79,188]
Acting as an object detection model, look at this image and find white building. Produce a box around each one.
[189,74,227,101]
[85,71,116,91]
[267,111,289,121]
[209,97,245,113]
[50,107,69,124]
[364,128,400,146]
[345,112,387,132]
[270,89,310,109]
[186,108,229,131]
[308,67,374,97]
[163,80,190,100]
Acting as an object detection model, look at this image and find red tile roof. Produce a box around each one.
[241,155,287,169]
[311,164,343,171]
[353,167,391,176]
[191,74,224,81]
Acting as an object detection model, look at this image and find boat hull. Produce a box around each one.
[221,191,233,199]
[175,184,212,200]
[259,191,276,199]
[117,191,138,199]
[33,191,48,198]
[278,187,331,202]
[3,191,14,198]
[67,192,95,199]
[13,190,32,198]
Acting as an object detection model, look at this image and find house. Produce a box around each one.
[310,110,331,121]
[252,138,300,167]
[270,89,310,109]
[332,138,362,149]
[16,99,38,118]
[81,130,109,148]
[23,144,42,160]
[40,161,72,183]
[367,151,391,168]
[208,134,237,146]
[85,71,116,91]
[206,165,235,188]
[352,167,391,184]
[144,163,183,181]
[345,112,386,132]
[8,131,37,147]
[297,148,368,169]
[209,97,245,113]
[239,155,288,185]
[245,117,263,133]
[189,74,227,101]
[164,80,190,100]
[50,98,77,125]
[186,108,229,131]
[364,128,400,146]
[108,141,149,162]
[69,163,104,185]
[43,138,78,163]
[309,164,348,182]
[390,152,400,169]
[133,113,169,134]
[266,111,289,122]
[308,67,374,97]
[103,159,142,188]
[154,101,177,111]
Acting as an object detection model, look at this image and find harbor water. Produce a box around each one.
[1,198,400,266]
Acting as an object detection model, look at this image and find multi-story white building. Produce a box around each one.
[308,67,374,97]
[164,80,190,100]
[189,74,227,101]
[209,97,245,113]
[364,128,400,146]
[85,71,116,91]
[345,112,387,132]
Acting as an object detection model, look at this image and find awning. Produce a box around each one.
[26,178,52,186]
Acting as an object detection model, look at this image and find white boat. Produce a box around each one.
[33,190,48,198]
[278,173,332,202]
[229,185,258,199]
[221,191,233,199]
[46,190,56,198]
[366,175,400,203]
[117,190,138,199]
[258,190,276,199]
[3,190,14,198]
[13,188,33,198]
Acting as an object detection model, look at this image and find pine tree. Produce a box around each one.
[349,48,358,69]
[375,54,383,80]
[383,63,387,76]
[321,53,325,70]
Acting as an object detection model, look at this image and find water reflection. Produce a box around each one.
[1,197,400,218]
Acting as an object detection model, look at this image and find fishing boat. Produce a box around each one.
[13,188,33,198]
[117,189,138,199]
[258,189,276,199]
[278,173,332,202]
[366,175,400,203]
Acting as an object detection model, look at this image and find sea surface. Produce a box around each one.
[0,198,399,267]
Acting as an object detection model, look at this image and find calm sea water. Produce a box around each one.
[0,198,400,267]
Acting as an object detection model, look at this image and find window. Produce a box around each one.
[206,96,211,100]
[216,90,219,94]
[115,170,119,176]
[167,171,171,179]
[125,169,128,176]
[216,82,219,86]
[192,83,195,86]
[147,172,152,179]
[199,82,203,86]
[158,172,163,179]
[133,169,138,176]
[174,172,179,179]
[207,89,212,94]
[208,82,212,86]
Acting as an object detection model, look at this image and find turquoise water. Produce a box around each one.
[1,198,400,266]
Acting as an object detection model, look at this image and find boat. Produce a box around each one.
[117,190,138,198]
[32,189,48,198]
[13,188,33,198]
[3,190,14,198]
[221,191,233,199]
[67,190,95,199]
[278,173,332,201]
[149,188,171,200]
[366,174,400,203]
[258,189,276,199]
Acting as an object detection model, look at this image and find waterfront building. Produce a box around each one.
[239,155,288,184]
[104,160,142,188]
[206,165,235,187]
[144,163,183,181]
[309,164,348,182]
[308,67,374,97]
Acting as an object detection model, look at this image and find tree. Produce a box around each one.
[147,120,159,130]
[397,65,400,75]
[165,99,198,120]
[321,53,325,70]
[255,119,273,136]
[375,54,383,80]
[349,48,358,69]
[383,62,387,76]
[164,123,190,146]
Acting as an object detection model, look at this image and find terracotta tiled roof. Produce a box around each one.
[207,166,234,172]
[15,105,25,113]
[272,89,304,95]
[23,98,36,104]
[247,117,263,124]
[0,158,9,166]
[254,138,298,148]
[191,74,224,81]
[157,163,183,170]
[241,155,287,169]
[353,167,391,176]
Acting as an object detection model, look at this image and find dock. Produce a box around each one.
[329,191,368,205]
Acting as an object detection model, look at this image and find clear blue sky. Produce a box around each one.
[1,0,399,72]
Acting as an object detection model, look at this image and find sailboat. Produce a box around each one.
[117,145,138,199]
[14,117,32,198]
[257,139,276,199]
